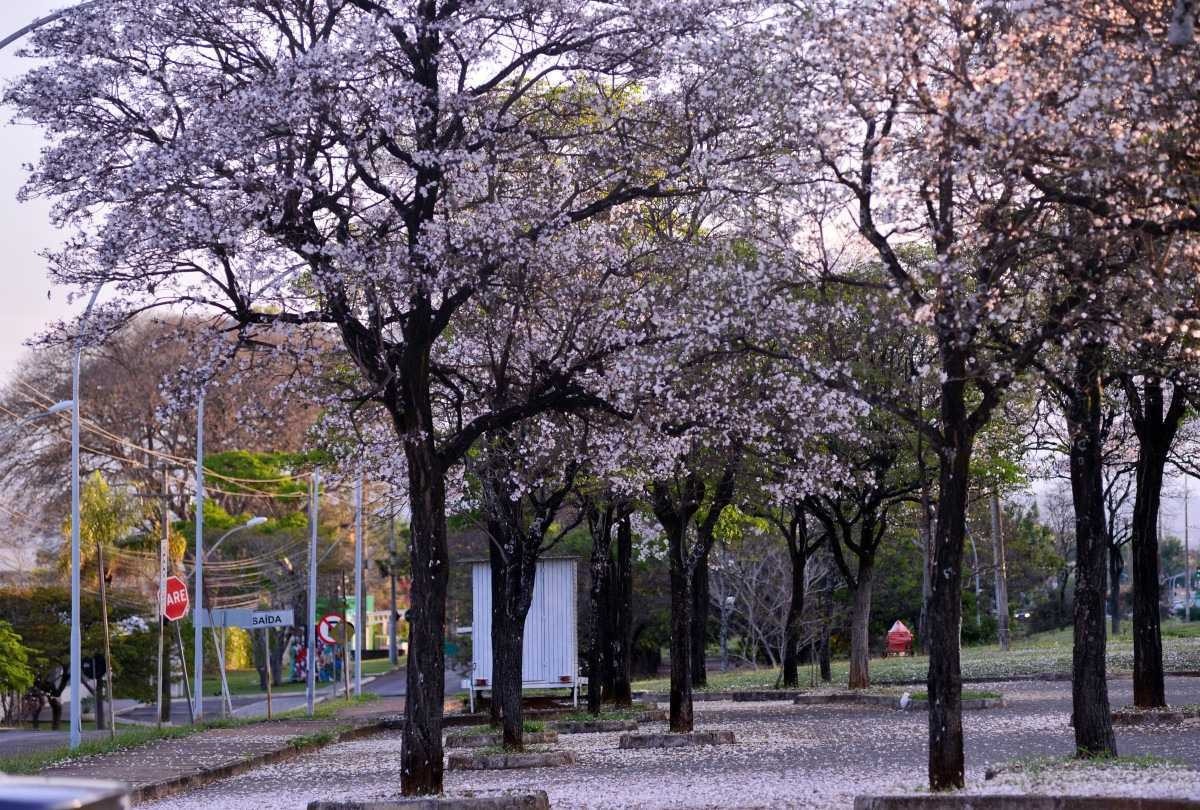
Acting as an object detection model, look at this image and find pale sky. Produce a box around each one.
[0,1,71,381]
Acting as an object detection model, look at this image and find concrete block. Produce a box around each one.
[618,730,735,749]
[446,751,577,771]
[309,791,551,810]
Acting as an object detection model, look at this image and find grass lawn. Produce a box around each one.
[220,657,402,696]
[632,621,1200,693]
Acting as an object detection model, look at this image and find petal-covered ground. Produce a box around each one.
[142,677,1200,809]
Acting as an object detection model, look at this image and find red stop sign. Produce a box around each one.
[163,575,189,621]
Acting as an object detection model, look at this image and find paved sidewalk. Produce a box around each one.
[34,696,406,804]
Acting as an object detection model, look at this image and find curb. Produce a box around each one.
[854,795,1200,809]
[131,720,386,805]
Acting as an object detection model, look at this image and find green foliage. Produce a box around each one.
[0,587,156,701]
[0,621,34,695]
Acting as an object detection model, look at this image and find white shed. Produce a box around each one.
[463,557,581,711]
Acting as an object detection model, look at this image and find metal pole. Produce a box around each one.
[354,475,364,696]
[193,390,205,723]
[388,507,398,667]
[176,622,193,724]
[720,600,729,672]
[264,629,273,720]
[97,543,115,739]
[68,284,102,750]
[306,469,320,717]
[157,471,168,729]
[1186,476,1192,622]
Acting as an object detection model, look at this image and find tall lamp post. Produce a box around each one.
[69,285,103,750]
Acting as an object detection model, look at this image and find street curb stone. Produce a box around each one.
[446,751,577,770]
[553,719,639,733]
[444,731,558,748]
[618,730,735,749]
[308,790,551,810]
[854,795,1200,810]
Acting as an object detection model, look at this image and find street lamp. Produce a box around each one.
[207,516,267,557]
[69,284,103,750]
[720,595,735,672]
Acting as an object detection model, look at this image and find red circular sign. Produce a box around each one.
[163,575,190,621]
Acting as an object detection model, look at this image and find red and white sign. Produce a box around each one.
[163,575,190,621]
[317,613,341,645]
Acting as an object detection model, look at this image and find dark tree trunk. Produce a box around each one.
[848,559,874,689]
[651,477,703,734]
[690,549,709,688]
[782,535,808,689]
[926,373,972,792]
[488,534,507,727]
[496,618,528,750]
[587,508,613,715]
[400,437,449,795]
[1109,543,1123,637]
[49,696,62,730]
[1131,441,1166,708]
[610,513,634,707]
[1067,345,1117,758]
[668,527,694,733]
[1124,375,1184,710]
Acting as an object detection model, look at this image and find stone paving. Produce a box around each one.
[137,677,1200,810]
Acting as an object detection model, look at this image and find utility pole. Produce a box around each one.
[192,390,205,723]
[354,475,364,696]
[388,508,398,667]
[97,543,114,739]
[157,469,169,727]
[306,469,320,717]
[69,284,103,749]
[1186,476,1192,622]
[991,491,1010,651]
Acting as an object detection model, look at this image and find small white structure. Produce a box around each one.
[463,557,582,712]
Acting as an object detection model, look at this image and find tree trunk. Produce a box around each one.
[587,518,611,715]
[668,526,694,733]
[1128,377,1176,709]
[488,534,506,727]
[782,542,807,688]
[690,548,709,688]
[495,619,527,750]
[991,492,1010,651]
[848,559,874,689]
[926,375,972,791]
[917,484,935,655]
[1067,345,1117,758]
[400,438,449,796]
[1109,543,1123,638]
[610,513,634,707]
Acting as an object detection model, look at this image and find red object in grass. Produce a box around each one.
[886,620,913,656]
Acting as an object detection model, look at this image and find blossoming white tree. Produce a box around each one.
[7,0,770,792]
